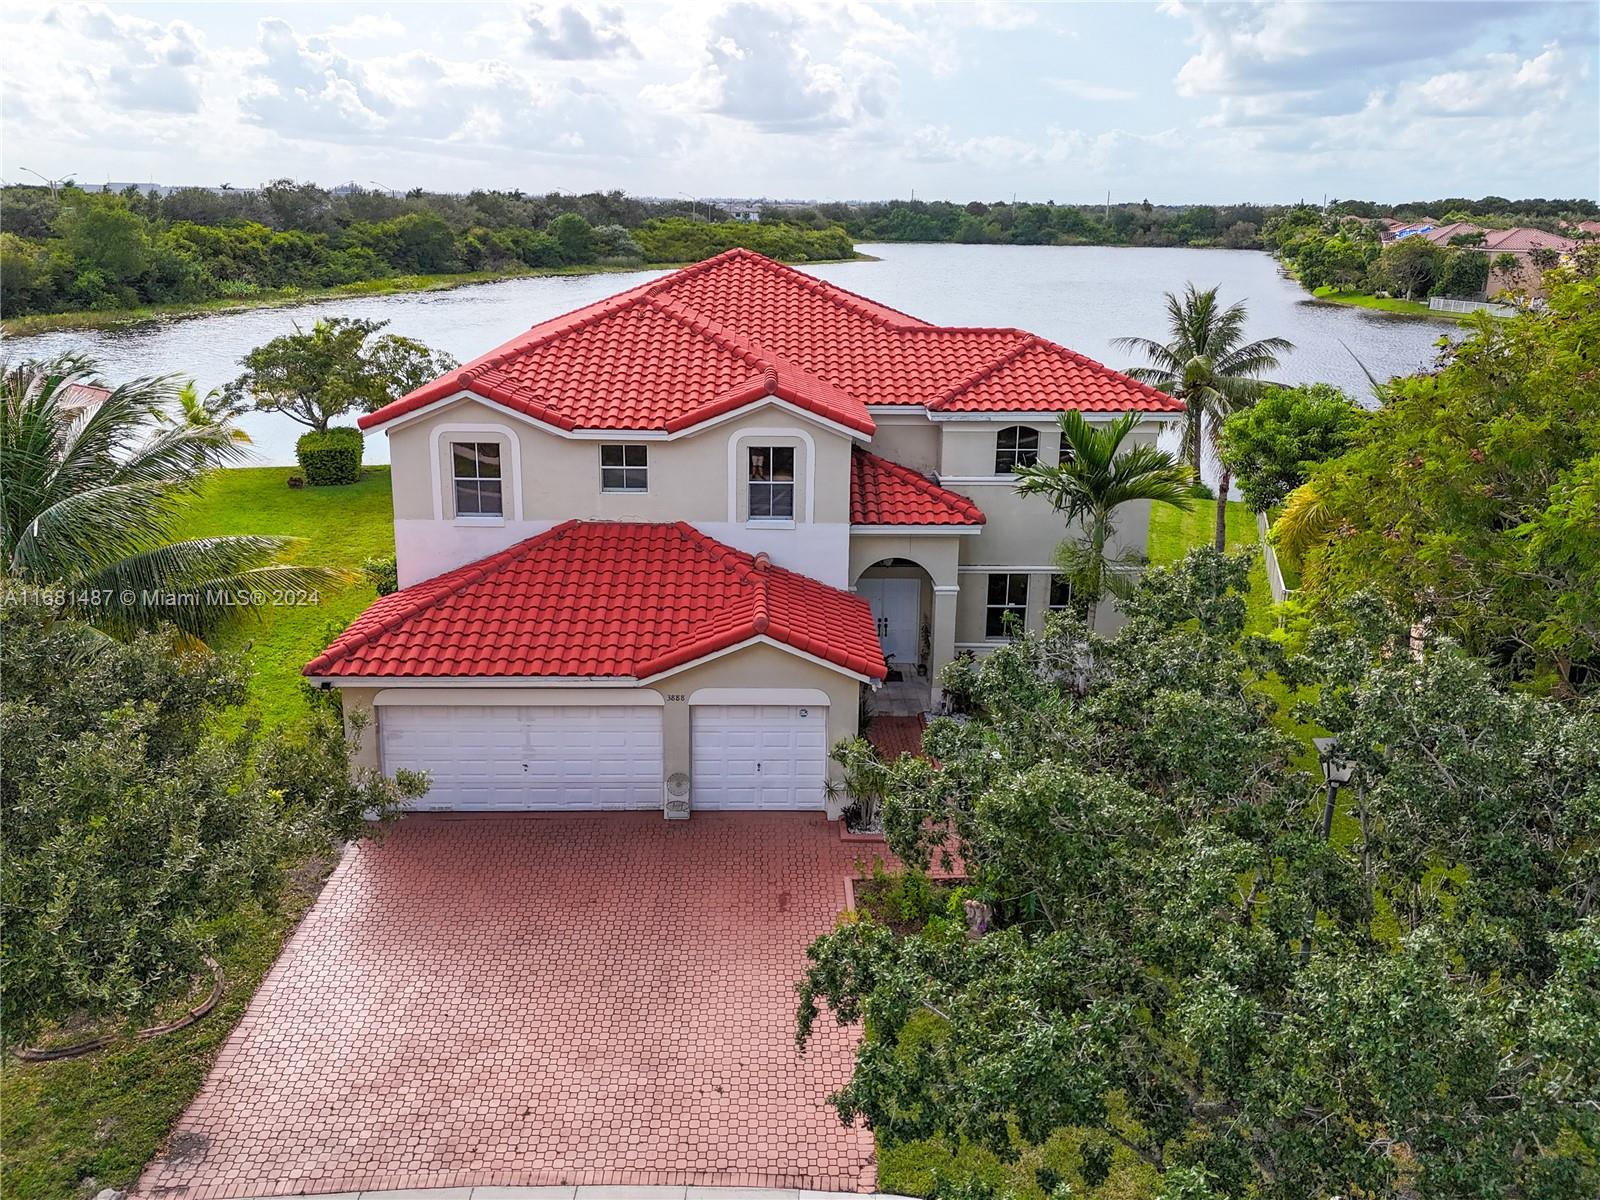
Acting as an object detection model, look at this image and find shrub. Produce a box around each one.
[295,425,363,486]
[0,598,425,1046]
[362,553,398,596]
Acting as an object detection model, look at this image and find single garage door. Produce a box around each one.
[379,704,663,810]
[690,704,828,810]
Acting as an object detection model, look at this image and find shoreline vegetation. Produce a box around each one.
[2,255,874,337]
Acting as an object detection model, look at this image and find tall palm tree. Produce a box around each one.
[1115,284,1293,550]
[1014,410,1195,628]
[2,353,338,639]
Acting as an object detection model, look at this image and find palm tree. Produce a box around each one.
[1115,284,1293,550]
[1014,411,1195,628]
[2,353,338,639]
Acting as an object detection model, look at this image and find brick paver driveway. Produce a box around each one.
[135,813,882,1199]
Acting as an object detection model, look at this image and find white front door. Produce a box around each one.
[857,577,920,664]
[379,704,663,810]
[690,704,828,810]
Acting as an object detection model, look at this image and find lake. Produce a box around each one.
[9,243,1450,467]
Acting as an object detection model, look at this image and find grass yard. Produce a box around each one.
[0,861,333,1200]
[173,466,395,725]
[1308,285,1465,321]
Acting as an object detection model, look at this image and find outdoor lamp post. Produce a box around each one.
[1313,736,1355,843]
[1303,737,1357,964]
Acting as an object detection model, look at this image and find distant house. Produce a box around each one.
[1381,220,1579,298]
[729,205,762,223]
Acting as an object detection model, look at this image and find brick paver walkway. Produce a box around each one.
[135,813,886,1199]
[866,715,926,761]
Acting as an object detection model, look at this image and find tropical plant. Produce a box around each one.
[224,317,456,433]
[1,596,427,1046]
[1218,383,1366,512]
[797,551,1600,1200]
[1,353,337,638]
[1290,247,1600,694]
[1013,410,1194,626]
[1114,284,1292,549]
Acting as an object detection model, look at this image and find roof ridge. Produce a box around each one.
[307,520,584,673]
[644,294,771,371]
[928,335,1041,410]
[851,447,986,525]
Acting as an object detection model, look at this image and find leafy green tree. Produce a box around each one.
[1379,236,1447,299]
[546,211,598,265]
[0,599,426,1046]
[1219,383,1365,512]
[1013,411,1194,625]
[1115,284,1293,548]
[225,317,456,433]
[798,550,1600,1199]
[1430,247,1490,298]
[1,354,337,638]
[1293,247,1600,694]
[53,191,150,288]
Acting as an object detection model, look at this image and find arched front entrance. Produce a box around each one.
[855,556,934,715]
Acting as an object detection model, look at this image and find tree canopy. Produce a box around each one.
[224,317,456,433]
[0,599,428,1046]
[799,550,1600,1199]
[1288,248,1600,694]
[1218,383,1366,512]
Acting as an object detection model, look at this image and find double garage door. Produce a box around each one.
[379,702,826,811]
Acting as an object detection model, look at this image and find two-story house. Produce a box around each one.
[305,249,1182,815]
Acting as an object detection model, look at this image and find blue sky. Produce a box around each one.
[6,2,1597,202]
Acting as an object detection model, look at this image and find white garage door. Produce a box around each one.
[690,704,828,810]
[379,704,663,810]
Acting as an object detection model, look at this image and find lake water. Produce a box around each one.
[9,243,1450,467]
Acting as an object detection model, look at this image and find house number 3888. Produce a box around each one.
[665,694,687,702]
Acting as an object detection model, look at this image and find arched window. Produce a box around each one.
[994,425,1039,473]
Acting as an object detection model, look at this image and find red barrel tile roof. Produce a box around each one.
[362,249,1180,432]
[850,449,984,526]
[304,521,887,682]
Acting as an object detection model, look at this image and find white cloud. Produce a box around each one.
[240,17,673,159]
[51,3,207,113]
[647,2,897,132]
[1050,78,1138,102]
[325,13,407,41]
[523,4,638,60]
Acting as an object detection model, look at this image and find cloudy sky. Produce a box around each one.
[5,1,1596,203]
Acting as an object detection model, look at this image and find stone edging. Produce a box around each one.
[14,955,224,1063]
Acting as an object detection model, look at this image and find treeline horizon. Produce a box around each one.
[4,177,1595,320]
[0,181,851,319]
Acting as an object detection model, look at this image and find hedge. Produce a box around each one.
[295,426,363,486]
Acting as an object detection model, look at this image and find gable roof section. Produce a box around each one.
[303,520,887,682]
[362,249,1181,432]
[851,449,985,526]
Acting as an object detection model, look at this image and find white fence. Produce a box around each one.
[1429,296,1514,317]
[1259,511,1290,606]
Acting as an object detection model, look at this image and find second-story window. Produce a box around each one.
[600,444,648,492]
[995,425,1039,473]
[748,445,795,520]
[452,441,503,516]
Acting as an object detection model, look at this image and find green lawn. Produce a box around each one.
[1,863,332,1200]
[173,466,395,725]
[1148,497,1277,633]
[1309,285,1464,321]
